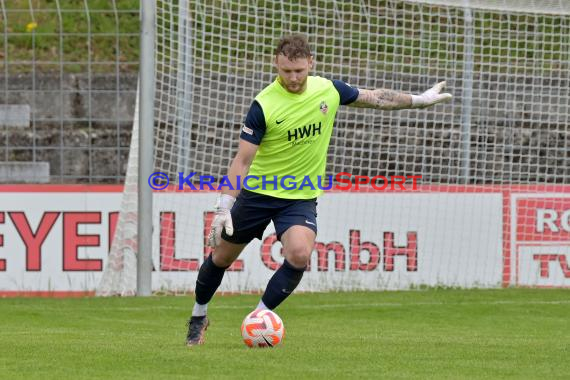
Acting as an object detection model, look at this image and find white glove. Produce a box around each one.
[207,194,236,248]
[411,81,452,109]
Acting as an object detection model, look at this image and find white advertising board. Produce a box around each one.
[0,187,509,293]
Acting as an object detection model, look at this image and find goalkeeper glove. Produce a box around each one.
[411,81,452,108]
[207,194,236,248]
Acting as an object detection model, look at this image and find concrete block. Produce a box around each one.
[76,74,137,124]
[0,105,30,128]
[0,162,50,183]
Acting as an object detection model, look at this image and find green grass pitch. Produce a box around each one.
[1,289,568,379]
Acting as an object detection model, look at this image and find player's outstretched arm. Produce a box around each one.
[349,81,452,110]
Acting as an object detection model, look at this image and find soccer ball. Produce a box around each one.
[241,309,285,348]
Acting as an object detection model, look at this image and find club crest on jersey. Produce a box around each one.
[320,101,328,114]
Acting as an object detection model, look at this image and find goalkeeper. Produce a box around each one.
[186,34,451,346]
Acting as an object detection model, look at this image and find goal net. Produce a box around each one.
[98,0,570,295]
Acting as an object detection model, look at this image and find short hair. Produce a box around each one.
[274,34,312,60]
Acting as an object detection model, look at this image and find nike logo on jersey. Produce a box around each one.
[305,220,316,226]
[276,119,285,124]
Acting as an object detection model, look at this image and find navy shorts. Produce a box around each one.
[221,190,317,244]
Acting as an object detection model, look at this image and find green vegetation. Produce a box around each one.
[1,289,569,379]
[1,0,139,72]
[1,1,568,74]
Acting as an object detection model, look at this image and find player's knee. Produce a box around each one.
[212,242,245,268]
[212,253,233,268]
[284,245,312,268]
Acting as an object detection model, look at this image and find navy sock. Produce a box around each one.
[195,255,228,305]
[261,260,305,310]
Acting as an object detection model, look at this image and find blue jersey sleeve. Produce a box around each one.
[240,100,266,145]
[332,80,359,105]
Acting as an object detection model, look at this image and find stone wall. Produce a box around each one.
[0,73,137,183]
[1,72,568,184]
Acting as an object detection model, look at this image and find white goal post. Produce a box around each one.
[98,0,570,296]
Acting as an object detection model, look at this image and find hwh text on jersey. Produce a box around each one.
[287,122,322,141]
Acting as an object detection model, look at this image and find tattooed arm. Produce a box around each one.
[350,88,413,110]
[349,81,452,110]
